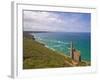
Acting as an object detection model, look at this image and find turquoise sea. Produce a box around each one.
[31,32,91,61]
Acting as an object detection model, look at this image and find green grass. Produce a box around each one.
[23,33,90,69]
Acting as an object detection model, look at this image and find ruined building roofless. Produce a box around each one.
[70,41,81,63]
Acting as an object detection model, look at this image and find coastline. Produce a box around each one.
[32,32,91,61]
[23,32,90,69]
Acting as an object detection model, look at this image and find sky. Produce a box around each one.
[23,10,91,32]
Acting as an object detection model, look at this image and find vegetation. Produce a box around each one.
[23,32,90,69]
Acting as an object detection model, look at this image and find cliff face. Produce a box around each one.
[23,32,35,40]
[23,32,73,69]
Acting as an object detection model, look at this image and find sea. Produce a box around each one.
[31,32,91,61]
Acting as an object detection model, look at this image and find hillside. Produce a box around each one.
[23,32,90,69]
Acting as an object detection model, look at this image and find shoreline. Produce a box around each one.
[34,36,90,65]
[23,32,90,69]
[32,34,90,62]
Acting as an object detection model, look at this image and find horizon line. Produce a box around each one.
[23,31,90,33]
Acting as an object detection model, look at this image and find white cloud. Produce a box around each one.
[23,10,90,32]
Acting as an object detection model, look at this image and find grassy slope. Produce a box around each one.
[23,33,90,69]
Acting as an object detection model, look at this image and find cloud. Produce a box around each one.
[23,10,90,32]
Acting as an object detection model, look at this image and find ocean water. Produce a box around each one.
[31,32,91,61]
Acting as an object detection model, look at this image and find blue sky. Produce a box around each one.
[23,10,91,32]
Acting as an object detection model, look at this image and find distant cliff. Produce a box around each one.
[23,32,35,40]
